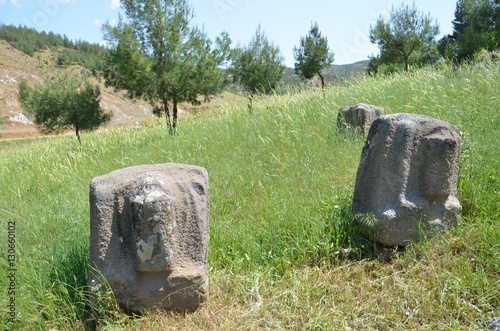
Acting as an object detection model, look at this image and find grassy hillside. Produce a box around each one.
[0,60,499,330]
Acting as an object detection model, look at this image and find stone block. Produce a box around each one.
[89,163,209,314]
[337,103,386,134]
[352,114,462,246]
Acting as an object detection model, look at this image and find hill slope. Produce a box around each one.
[283,60,369,86]
[324,60,369,80]
[0,59,498,330]
[0,40,156,140]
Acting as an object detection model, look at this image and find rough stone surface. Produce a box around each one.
[486,317,500,331]
[352,113,462,246]
[89,163,210,314]
[337,103,386,134]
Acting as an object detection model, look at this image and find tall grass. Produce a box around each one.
[0,61,499,330]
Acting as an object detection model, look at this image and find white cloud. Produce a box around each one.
[0,0,5,5]
[110,0,120,10]
[94,18,101,26]
[10,0,21,7]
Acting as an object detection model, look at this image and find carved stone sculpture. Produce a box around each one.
[352,114,462,246]
[89,164,209,314]
[337,103,386,134]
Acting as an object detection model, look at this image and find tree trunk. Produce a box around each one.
[162,94,171,130]
[404,55,410,72]
[318,72,326,89]
[248,93,254,111]
[172,97,178,135]
[75,124,81,145]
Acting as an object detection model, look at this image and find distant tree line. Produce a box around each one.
[0,24,107,72]
[0,24,73,55]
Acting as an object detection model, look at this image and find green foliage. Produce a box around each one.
[57,48,79,66]
[43,237,90,327]
[18,74,111,143]
[366,55,382,76]
[293,21,335,89]
[229,25,285,105]
[439,0,500,62]
[0,24,68,56]
[102,0,231,132]
[369,2,440,71]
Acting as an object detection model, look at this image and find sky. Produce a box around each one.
[0,0,457,66]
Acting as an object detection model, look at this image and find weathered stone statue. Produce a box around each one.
[89,164,209,314]
[352,114,462,247]
[337,103,386,134]
[486,316,500,331]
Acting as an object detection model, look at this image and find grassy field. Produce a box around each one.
[0,60,499,330]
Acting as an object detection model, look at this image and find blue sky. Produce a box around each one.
[0,0,457,65]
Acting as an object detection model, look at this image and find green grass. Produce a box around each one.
[0,61,499,330]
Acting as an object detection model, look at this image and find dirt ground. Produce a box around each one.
[0,122,42,140]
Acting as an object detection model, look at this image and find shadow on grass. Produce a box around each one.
[312,194,377,266]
